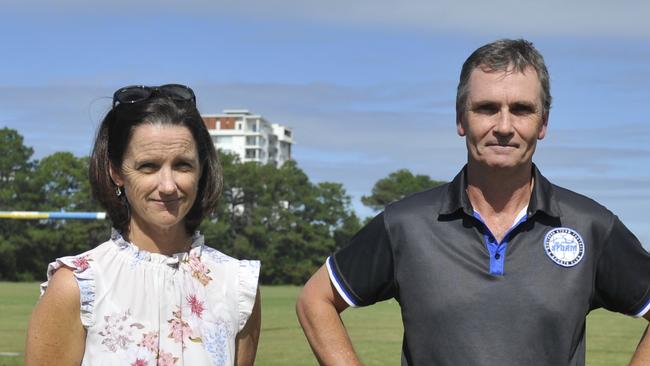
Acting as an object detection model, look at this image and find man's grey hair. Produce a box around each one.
[456,39,552,117]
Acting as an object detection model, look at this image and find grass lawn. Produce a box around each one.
[1,282,646,365]
[0,282,38,366]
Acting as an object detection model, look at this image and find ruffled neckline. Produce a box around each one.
[110,228,204,266]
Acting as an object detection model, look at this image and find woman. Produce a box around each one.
[26,84,261,365]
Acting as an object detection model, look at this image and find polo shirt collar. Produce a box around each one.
[439,165,472,216]
[528,164,562,218]
[438,163,562,219]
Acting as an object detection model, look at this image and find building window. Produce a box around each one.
[284,129,292,137]
[215,136,233,145]
[246,136,257,145]
[245,149,256,159]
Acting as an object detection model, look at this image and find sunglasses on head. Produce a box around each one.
[112,84,196,108]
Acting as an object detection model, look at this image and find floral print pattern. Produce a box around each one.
[186,294,206,319]
[137,331,159,353]
[98,310,144,352]
[72,255,92,271]
[202,319,235,366]
[185,252,213,286]
[102,310,184,364]
[123,345,155,366]
[157,350,178,366]
[204,247,234,264]
[100,302,212,365]
[168,308,197,345]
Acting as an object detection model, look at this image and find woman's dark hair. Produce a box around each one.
[89,93,222,235]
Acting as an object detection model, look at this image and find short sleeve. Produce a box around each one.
[237,259,260,332]
[327,212,396,307]
[594,216,650,317]
[40,254,96,327]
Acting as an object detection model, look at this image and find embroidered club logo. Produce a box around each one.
[544,227,585,267]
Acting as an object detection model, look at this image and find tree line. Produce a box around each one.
[0,127,444,284]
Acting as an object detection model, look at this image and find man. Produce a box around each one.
[296,39,650,365]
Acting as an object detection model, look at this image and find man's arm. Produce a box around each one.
[235,287,261,366]
[296,264,361,365]
[629,313,650,365]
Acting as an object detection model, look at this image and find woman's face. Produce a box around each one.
[111,124,201,235]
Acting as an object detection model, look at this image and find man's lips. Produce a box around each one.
[486,142,519,148]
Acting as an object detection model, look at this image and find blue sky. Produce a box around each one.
[2,0,649,247]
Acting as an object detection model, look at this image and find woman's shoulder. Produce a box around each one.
[39,267,82,318]
[45,239,114,275]
[197,244,260,285]
[39,237,117,326]
[199,244,259,266]
[43,266,80,302]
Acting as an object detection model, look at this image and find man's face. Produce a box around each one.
[457,65,548,171]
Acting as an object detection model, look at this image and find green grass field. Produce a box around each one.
[1,283,646,365]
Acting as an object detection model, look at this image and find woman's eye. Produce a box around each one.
[176,162,194,171]
[138,163,157,172]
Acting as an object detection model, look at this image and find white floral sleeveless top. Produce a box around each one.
[40,229,260,366]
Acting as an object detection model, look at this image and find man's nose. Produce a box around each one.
[493,109,515,136]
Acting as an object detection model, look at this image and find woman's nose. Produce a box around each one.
[157,168,177,194]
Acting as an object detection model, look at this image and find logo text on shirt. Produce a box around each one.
[544,227,585,267]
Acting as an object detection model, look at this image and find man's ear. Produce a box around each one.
[456,110,466,137]
[109,163,123,187]
[537,112,549,140]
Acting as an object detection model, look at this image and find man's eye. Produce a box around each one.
[510,104,536,116]
[474,105,498,114]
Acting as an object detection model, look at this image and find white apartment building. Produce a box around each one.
[202,109,293,167]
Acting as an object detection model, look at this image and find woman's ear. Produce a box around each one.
[109,163,123,187]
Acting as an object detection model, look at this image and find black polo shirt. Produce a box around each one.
[327,165,650,366]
